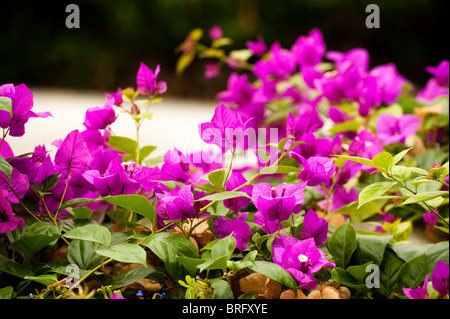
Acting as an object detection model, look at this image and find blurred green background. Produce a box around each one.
[0,0,448,99]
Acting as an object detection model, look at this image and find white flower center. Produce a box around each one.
[298,254,309,263]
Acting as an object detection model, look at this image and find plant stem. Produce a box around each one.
[57,258,114,299]
[389,174,449,227]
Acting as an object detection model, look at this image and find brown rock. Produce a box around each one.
[321,286,341,299]
[307,290,323,299]
[280,289,307,299]
[338,286,351,299]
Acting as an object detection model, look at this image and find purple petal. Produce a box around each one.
[55,130,90,178]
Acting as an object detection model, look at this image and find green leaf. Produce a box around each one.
[198,235,236,273]
[0,155,13,180]
[335,155,375,168]
[399,191,449,206]
[330,267,368,291]
[328,120,360,134]
[358,182,397,209]
[354,234,393,266]
[277,135,295,152]
[249,260,297,290]
[96,243,148,267]
[425,241,449,276]
[346,262,373,283]
[24,274,58,287]
[379,248,405,297]
[0,286,13,299]
[195,191,252,202]
[208,169,225,189]
[152,180,186,191]
[211,279,234,299]
[176,51,196,75]
[392,148,413,166]
[390,166,412,183]
[372,151,394,172]
[71,206,93,220]
[138,145,156,163]
[134,112,153,122]
[58,197,95,213]
[11,234,59,259]
[100,194,156,226]
[144,155,164,167]
[259,165,301,175]
[335,201,381,224]
[110,265,164,290]
[40,173,61,192]
[388,243,426,263]
[108,136,138,155]
[67,240,103,270]
[328,220,357,268]
[0,255,34,279]
[27,221,61,237]
[0,96,12,117]
[140,232,198,282]
[397,254,428,289]
[64,225,111,247]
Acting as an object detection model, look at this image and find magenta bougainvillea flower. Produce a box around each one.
[300,209,328,246]
[160,148,191,183]
[223,171,252,213]
[246,35,267,56]
[136,63,167,96]
[423,212,438,228]
[358,75,381,117]
[292,28,326,68]
[213,212,252,251]
[376,114,421,145]
[369,63,407,105]
[208,25,223,41]
[156,185,195,221]
[83,158,140,197]
[83,99,117,130]
[272,235,335,289]
[403,275,430,299]
[326,48,370,73]
[296,155,337,187]
[105,88,123,106]
[253,42,297,80]
[0,83,51,137]
[431,261,449,298]
[252,182,306,222]
[0,190,24,234]
[0,167,29,204]
[425,60,449,87]
[204,62,220,79]
[199,104,248,153]
[418,78,449,102]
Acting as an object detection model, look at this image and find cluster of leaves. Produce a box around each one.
[0,26,449,300]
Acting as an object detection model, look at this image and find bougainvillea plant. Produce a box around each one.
[0,26,448,300]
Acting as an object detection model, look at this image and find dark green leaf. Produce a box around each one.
[41,173,61,192]
[100,194,156,226]
[0,286,13,299]
[67,240,103,270]
[96,244,148,267]
[397,254,428,290]
[110,265,164,290]
[11,234,59,259]
[211,279,234,299]
[0,155,12,180]
[328,221,357,268]
[249,260,297,290]
[140,232,198,282]
[0,255,34,279]
[354,234,393,266]
[379,248,404,297]
[64,224,111,247]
